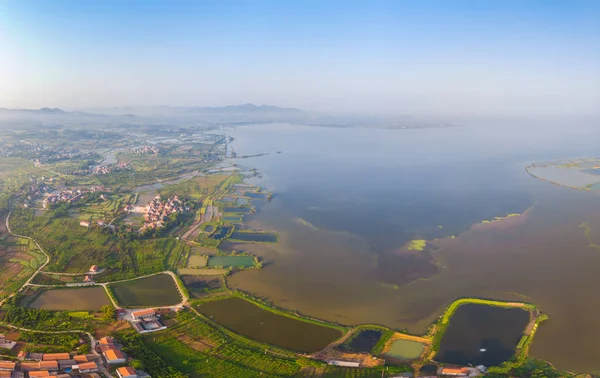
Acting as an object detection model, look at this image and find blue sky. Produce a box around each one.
[1,0,599,117]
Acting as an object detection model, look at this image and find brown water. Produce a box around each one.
[225,123,600,372]
[198,297,342,353]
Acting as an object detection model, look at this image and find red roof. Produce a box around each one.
[117,366,137,377]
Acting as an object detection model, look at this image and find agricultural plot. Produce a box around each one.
[0,236,46,299]
[110,273,182,307]
[207,255,255,269]
[8,208,188,279]
[143,310,303,378]
[28,286,111,311]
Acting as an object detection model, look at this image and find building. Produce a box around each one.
[131,309,155,320]
[98,336,114,346]
[116,367,138,378]
[73,355,88,363]
[0,338,17,350]
[58,360,76,370]
[28,372,50,378]
[103,349,126,364]
[0,371,11,378]
[327,360,361,368]
[20,362,40,371]
[38,361,58,371]
[74,361,98,373]
[89,265,98,273]
[440,367,469,376]
[79,221,90,227]
[0,361,15,371]
[42,353,70,361]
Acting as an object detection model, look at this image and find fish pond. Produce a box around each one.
[209,225,232,240]
[223,207,251,213]
[385,339,425,361]
[28,286,110,310]
[198,297,343,352]
[435,304,529,366]
[230,231,278,243]
[207,255,256,268]
[110,274,182,307]
[338,329,382,353]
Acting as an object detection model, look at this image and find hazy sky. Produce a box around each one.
[1,0,599,117]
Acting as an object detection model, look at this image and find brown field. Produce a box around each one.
[28,286,111,310]
[186,254,207,268]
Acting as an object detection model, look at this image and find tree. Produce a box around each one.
[101,305,116,322]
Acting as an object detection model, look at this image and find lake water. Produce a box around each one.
[224,122,600,372]
[435,304,529,366]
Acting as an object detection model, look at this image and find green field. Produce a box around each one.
[110,273,182,307]
[207,255,255,269]
[9,208,188,279]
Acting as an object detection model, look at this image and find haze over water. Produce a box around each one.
[227,123,600,372]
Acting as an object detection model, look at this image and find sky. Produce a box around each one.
[0,0,599,118]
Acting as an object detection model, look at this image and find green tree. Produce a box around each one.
[101,305,116,322]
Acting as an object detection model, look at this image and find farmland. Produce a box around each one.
[8,207,188,279]
[109,273,183,307]
[0,234,46,299]
[27,286,111,310]
[136,310,304,377]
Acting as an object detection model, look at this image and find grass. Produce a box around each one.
[109,273,183,307]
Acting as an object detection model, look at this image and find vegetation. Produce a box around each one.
[18,332,83,353]
[0,306,98,332]
[406,239,427,251]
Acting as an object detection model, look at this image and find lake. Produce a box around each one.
[221,122,600,372]
[435,304,529,366]
[207,255,255,268]
[198,297,343,353]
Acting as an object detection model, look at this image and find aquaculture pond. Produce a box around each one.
[435,304,529,366]
[223,207,251,213]
[222,215,242,221]
[338,330,382,353]
[198,297,343,352]
[28,286,110,310]
[230,231,278,243]
[110,274,182,307]
[244,192,266,199]
[207,255,255,268]
[385,339,425,361]
[210,225,232,240]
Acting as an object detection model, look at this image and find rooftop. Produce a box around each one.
[104,348,125,361]
[28,372,50,378]
[42,352,70,361]
[117,366,137,377]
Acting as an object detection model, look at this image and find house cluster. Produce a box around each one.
[133,145,160,155]
[139,195,189,232]
[0,352,98,378]
[69,163,129,176]
[30,147,99,165]
[98,337,146,378]
[43,186,109,209]
[79,220,112,230]
[129,309,167,334]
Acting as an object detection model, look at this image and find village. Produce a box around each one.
[68,163,129,176]
[42,187,109,209]
[132,146,160,155]
[0,333,150,378]
[129,195,189,232]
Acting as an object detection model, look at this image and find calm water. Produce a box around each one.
[338,330,382,353]
[225,122,600,372]
[436,304,529,366]
[198,297,342,353]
